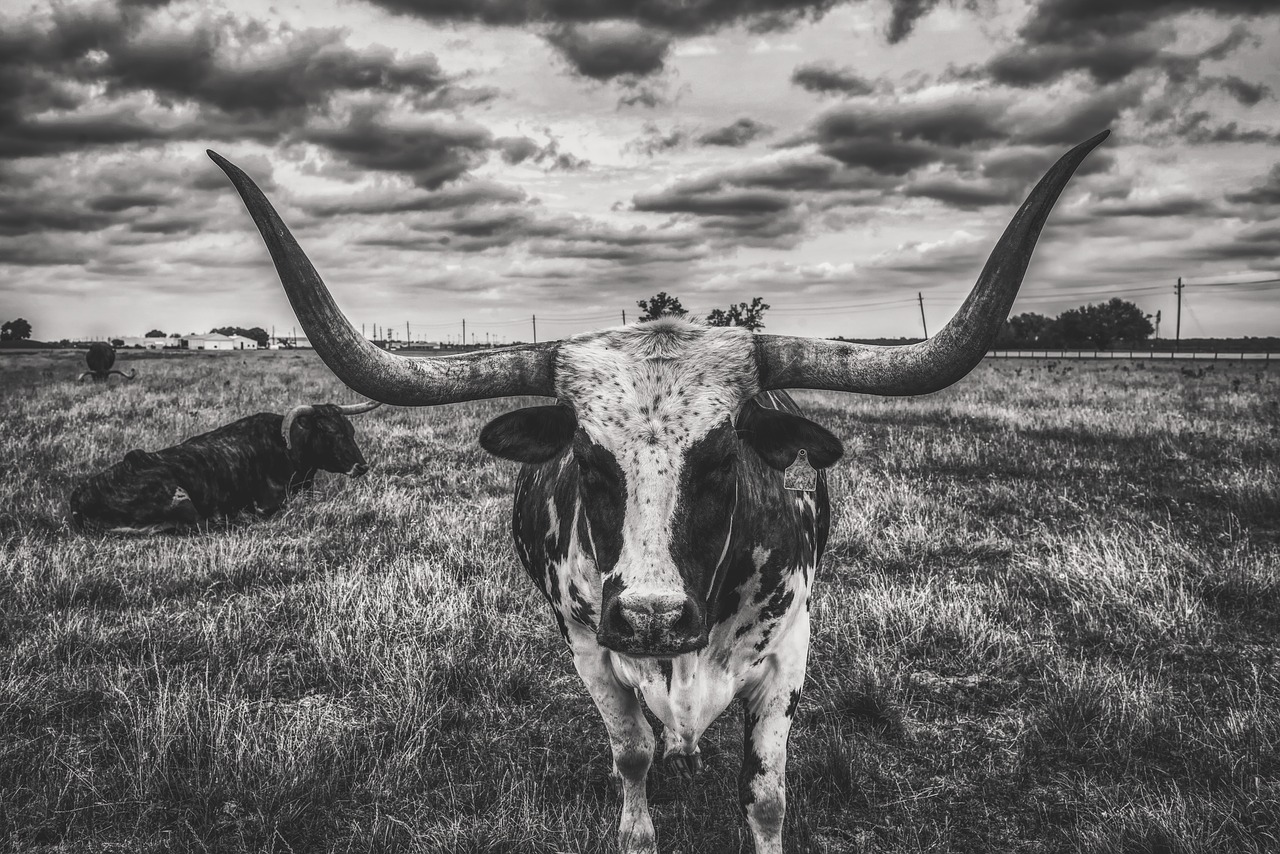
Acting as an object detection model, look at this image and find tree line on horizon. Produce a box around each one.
[996,298,1157,350]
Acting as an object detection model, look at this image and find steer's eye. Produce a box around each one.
[703,453,737,482]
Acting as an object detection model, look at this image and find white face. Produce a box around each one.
[556,320,760,652]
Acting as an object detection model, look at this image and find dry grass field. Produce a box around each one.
[2,348,1278,853]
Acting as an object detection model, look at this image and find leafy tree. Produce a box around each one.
[998,300,1154,349]
[705,297,771,331]
[145,329,166,338]
[1,318,32,341]
[1044,299,1154,349]
[996,312,1053,347]
[1084,297,1155,348]
[210,326,270,347]
[1047,307,1092,348]
[170,333,181,338]
[110,338,124,347]
[637,292,687,322]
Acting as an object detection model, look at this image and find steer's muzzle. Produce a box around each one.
[347,462,369,478]
[598,589,707,657]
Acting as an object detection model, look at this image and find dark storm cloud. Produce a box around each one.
[1226,163,1280,206]
[1183,224,1280,262]
[1094,196,1218,218]
[1174,111,1279,144]
[361,0,967,79]
[496,136,541,164]
[1022,84,1144,145]
[0,151,257,264]
[304,182,527,217]
[633,187,793,216]
[1019,0,1277,44]
[303,107,494,189]
[625,152,893,246]
[802,99,1008,174]
[696,118,774,147]
[0,239,93,266]
[87,193,170,213]
[903,177,1018,209]
[544,23,671,80]
[496,134,590,170]
[0,108,172,158]
[790,62,876,96]
[0,1,467,158]
[530,227,708,265]
[626,123,689,156]
[359,203,713,264]
[983,32,1165,88]
[359,0,863,37]
[977,0,1278,90]
[1218,76,1272,106]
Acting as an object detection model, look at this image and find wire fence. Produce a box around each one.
[990,350,1274,362]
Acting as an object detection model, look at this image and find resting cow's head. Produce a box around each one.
[281,401,381,477]
[208,129,1109,656]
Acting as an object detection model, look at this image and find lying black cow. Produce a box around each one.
[70,400,381,534]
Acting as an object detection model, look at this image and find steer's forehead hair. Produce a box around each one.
[556,320,760,452]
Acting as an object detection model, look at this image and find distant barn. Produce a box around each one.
[184,333,258,351]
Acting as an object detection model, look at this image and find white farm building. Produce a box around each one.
[184,333,259,350]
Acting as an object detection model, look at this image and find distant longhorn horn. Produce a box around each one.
[108,369,137,380]
[77,372,92,382]
[755,130,1109,396]
[333,400,382,416]
[281,404,316,450]
[207,151,558,406]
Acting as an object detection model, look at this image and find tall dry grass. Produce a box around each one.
[2,350,1277,853]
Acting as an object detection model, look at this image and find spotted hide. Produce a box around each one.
[70,404,376,534]
[484,320,839,853]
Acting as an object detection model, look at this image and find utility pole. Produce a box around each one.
[532,315,537,343]
[462,319,466,349]
[1154,310,1161,340]
[1175,277,1183,351]
[622,309,627,325]
[406,322,410,344]
[917,292,928,339]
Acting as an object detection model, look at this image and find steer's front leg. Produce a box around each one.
[570,637,657,854]
[739,611,810,854]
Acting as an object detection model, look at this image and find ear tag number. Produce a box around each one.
[784,449,817,492]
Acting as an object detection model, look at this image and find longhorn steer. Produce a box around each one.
[79,341,136,383]
[70,401,380,534]
[209,129,1108,852]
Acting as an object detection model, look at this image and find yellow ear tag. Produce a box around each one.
[784,448,818,492]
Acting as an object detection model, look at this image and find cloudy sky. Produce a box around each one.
[2,0,1278,344]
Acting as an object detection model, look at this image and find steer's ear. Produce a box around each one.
[480,404,577,463]
[736,399,843,471]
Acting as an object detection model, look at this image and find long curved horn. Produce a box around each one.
[333,400,383,416]
[207,151,558,405]
[77,371,92,382]
[108,369,137,380]
[756,130,1109,395]
[281,404,315,450]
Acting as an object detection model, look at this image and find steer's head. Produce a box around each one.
[206,129,1108,651]
[479,320,843,655]
[281,400,382,477]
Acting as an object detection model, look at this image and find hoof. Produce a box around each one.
[666,750,703,778]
